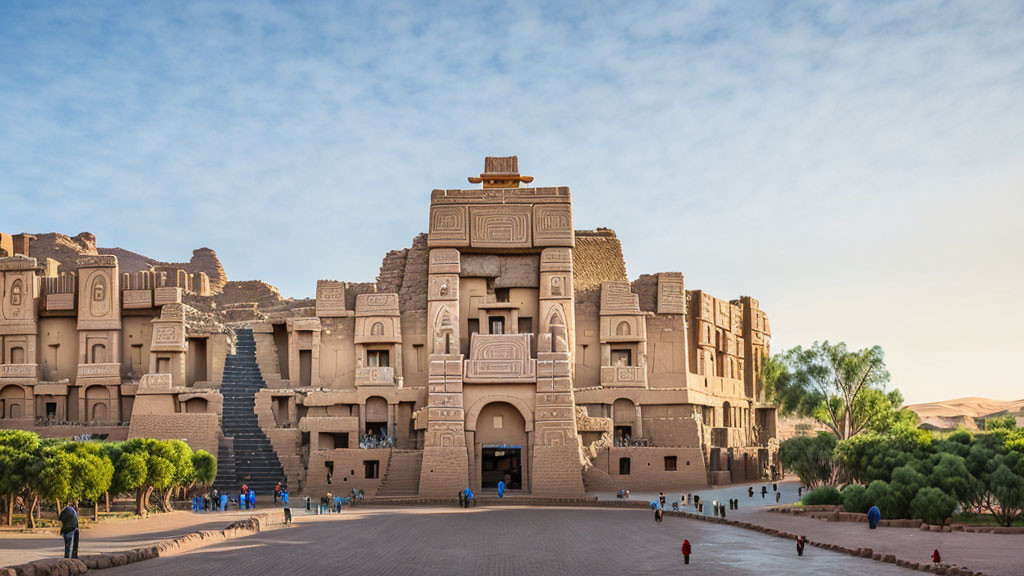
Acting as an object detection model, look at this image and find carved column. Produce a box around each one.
[533,247,585,497]
[418,248,469,496]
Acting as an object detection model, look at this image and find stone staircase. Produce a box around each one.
[213,329,285,494]
[213,436,237,491]
[374,449,423,498]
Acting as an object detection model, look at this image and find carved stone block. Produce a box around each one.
[428,248,461,274]
[122,289,153,309]
[153,287,182,306]
[533,204,573,246]
[469,205,532,248]
[355,293,400,317]
[657,272,686,314]
[316,280,348,317]
[428,275,458,302]
[600,281,640,315]
[539,247,573,272]
[428,205,470,247]
[464,333,537,383]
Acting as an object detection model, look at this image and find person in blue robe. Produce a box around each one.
[497,480,505,498]
[868,505,881,529]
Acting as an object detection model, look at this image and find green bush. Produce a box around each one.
[801,485,842,506]
[865,480,902,519]
[910,487,957,525]
[841,484,870,513]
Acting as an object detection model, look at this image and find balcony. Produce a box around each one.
[600,365,646,388]
[0,363,38,381]
[355,366,396,387]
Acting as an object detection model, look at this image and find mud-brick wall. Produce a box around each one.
[595,446,708,491]
[531,445,586,497]
[254,390,304,490]
[305,448,391,498]
[127,413,219,455]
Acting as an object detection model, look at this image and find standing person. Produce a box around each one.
[761,486,767,498]
[281,488,291,525]
[659,492,666,509]
[681,539,691,565]
[274,482,281,505]
[868,504,884,528]
[458,490,466,508]
[796,536,806,557]
[219,493,228,512]
[931,549,941,564]
[776,492,781,503]
[59,503,79,559]
[248,489,256,510]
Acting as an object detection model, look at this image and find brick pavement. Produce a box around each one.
[0,509,257,567]
[730,507,1023,576]
[99,506,916,576]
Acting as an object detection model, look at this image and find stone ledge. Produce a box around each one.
[0,510,284,576]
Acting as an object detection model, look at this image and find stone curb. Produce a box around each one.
[0,510,285,576]
[659,510,988,576]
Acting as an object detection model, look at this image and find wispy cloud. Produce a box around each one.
[1,1,1022,402]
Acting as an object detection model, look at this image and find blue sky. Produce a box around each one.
[1,1,1022,403]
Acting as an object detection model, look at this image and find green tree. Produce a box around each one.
[985,460,1024,527]
[865,480,901,520]
[928,453,978,510]
[910,487,957,526]
[192,450,217,491]
[119,439,175,516]
[60,442,114,521]
[769,341,894,440]
[0,430,41,526]
[779,432,836,488]
[841,484,870,514]
[985,414,1017,431]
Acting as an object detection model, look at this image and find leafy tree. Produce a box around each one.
[0,430,40,526]
[119,439,175,516]
[780,432,836,488]
[910,487,957,526]
[60,442,114,521]
[889,465,927,518]
[928,453,978,510]
[152,440,195,512]
[769,341,894,440]
[985,414,1017,431]
[841,484,870,513]
[192,451,217,490]
[985,459,1024,527]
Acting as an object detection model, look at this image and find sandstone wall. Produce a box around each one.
[127,413,219,455]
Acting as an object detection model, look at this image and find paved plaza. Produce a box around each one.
[96,507,914,576]
[0,509,257,567]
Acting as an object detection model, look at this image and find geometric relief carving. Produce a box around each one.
[536,423,576,447]
[160,303,185,321]
[122,289,153,309]
[715,298,730,329]
[464,333,536,383]
[154,325,180,345]
[540,272,570,300]
[600,281,640,315]
[533,204,573,247]
[469,205,531,248]
[699,292,715,322]
[656,272,685,314]
[429,205,469,247]
[316,280,348,317]
[428,248,461,274]
[354,292,399,316]
[539,247,573,272]
[731,302,743,333]
[88,275,110,317]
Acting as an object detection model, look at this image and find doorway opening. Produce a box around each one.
[481,446,522,489]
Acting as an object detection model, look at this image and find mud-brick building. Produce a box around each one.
[0,157,777,497]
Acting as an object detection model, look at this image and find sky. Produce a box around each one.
[1,1,1022,404]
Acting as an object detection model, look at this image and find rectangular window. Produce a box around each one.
[325,461,334,484]
[367,350,390,367]
[364,460,380,479]
[665,456,678,471]
[413,344,425,372]
[610,349,632,367]
[467,318,480,337]
[619,457,631,475]
[489,316,504,335]
[495,288,510,303]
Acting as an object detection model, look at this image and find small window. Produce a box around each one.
[493,415,503,429]
[495,288,510,303]
[665,456,678,471]
[45,402,57,419]
[517,317,532,334]
[488,316,504,335]
[364,460,380,479]
[616,321,630,336]
[370,322,385,336]
[610,349,632,367]
[619,457,631,475]
[325,461,334,484]
[367,350,390,367]
[467,318,480,337]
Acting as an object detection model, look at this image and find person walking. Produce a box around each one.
[681,539,691,565]
[282,488,291,525]
[748,486,754,497]
[868,506,881,529]
[59,503,79,559]
[659,492,666,509]
[796,536,806,557]
[775,492,781,503]
[274,482,282,505]
[931,549,941,564]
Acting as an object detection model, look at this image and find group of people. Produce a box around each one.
[458,488,475,507]
[358,433,396,449]
[613,436,652,447]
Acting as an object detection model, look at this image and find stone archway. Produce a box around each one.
[85,385,110,423]
[0,385,26,419]
[467,399,532,493]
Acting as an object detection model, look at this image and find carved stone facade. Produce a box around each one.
[0,156,777,496]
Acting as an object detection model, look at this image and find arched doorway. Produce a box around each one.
[0,385,26,419]
[86,386,110,422]
[722,401,732,428]
[475,402,528,491]
[613,398,636,444]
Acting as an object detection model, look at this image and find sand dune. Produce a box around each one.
[905,397,1024,430]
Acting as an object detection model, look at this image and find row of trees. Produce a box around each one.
[784,413,1024,526]
[766,341,1024,526]
[0,430,216,527]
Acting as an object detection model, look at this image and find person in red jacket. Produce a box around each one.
[681,539,691,565]
[932,549,941,564]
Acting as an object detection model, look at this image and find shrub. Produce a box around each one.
[910,487,957,525]
[801,485,842,506]
[865,480,902,519]
[841,484,870,513]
